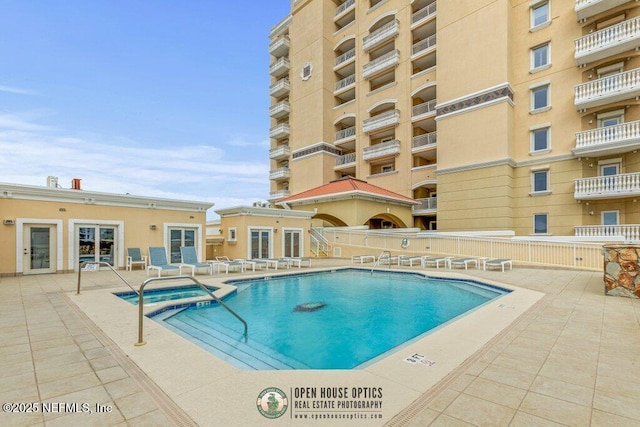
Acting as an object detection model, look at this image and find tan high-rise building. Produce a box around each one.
[269,0,640,239]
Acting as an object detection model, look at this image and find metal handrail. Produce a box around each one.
[135,275,247,346]
[371,250,392,273]
[77,261,138,296]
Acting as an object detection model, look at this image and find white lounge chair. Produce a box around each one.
[126,248,147,271]
[215,256,244,273]
[483,258,513,272]
[180,246,213,276]
[421,256,451,269]
[351,255,376,264]
[147,247,181,277]
[450,257,478,270]
[283,257,312,268]
[399,255,423,267]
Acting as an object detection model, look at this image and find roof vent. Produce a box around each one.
[47,176,59,188]
[71,178,82,190]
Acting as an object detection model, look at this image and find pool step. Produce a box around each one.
[161,309,308,370]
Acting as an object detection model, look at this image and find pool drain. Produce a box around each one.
[293,302,327,312]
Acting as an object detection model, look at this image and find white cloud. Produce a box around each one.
[0,85,38,95]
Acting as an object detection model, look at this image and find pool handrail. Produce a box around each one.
[77,261,138,296]
[135,275,248,346]
[371,250,392,272]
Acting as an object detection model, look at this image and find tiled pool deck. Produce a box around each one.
[1,260,639,426]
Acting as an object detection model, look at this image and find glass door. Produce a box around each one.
[169,228,196,263]
[23,225,56,274]
[284,230,301,258]
[250,229,271,259]
[77,226,116,267]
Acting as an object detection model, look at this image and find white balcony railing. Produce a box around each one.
[412,34,437,56]
[412,1,437,25]
[269,79,290,98]
[363,20,400,52]
[363,49,400,80]
[575,224,640,241]
[575,0,632,21]
[412,99,437,118]
[269,57,290,77]
[269,145,290,160]
[574,68,640,110]
[362,139,400,161]
[363,109,400,134]
[574,120,640,156]
[575,172,640,199]
[335,0,355,17]
[335,126,356,142]
[269,35,290,58]
[412,197,437,214]
[335,74,356,92]
[269,189,290,200]
[412,132,437,149]
[335,152,356,167]
[575,17,640,65]
[335,48,356,67]
[269,100,290,119]
[269,167,291,181]
[269,123,290,139]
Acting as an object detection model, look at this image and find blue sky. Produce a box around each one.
[0,1,291,218]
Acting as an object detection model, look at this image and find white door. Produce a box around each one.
[23,225,56,275]
[283,230,301,258]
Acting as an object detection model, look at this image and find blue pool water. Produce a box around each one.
[155,269,509,370]
[116,285,218,305]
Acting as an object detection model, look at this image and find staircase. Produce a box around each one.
[310,228,331,257]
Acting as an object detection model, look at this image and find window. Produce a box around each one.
[531,43,550,71]
[600,160,620,176]
[532,170,549,193]
[301,62,312,81]
[533,213,548,234]
[531,84,550,112]
[381,164,394,173]
[227,227,237,242]
[602,211,619,226]
[597,109,624,128]
[531,126,550,153]
[531,1,549,29]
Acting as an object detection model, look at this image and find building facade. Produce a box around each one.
[268,0,640,239]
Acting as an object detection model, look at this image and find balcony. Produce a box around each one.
[363,49,400,80]
[363,20,400,52]
[412,1,437,26]
[412,99,437,118]
[412,34,437,57]
[575,0,632,21]
[334,74,356,93]
[269,57,290,78]
[412,197,437,215]
[269,79,290,98]
[573,120,640,156]
[574,68,640,110]
[269,189,291,200]
[269,123,290,139]
[412,132,437,151]
[575,17,640,66]
[575,172,640,199]
[335,48,356,68]
[363,139,400,161]
[335,126,356,144]
[363,109,400,134]
[269,35,290,58]
[575,224,640,241]
[335,0,355,18]
[269,100,290,119]
[269,145,290,160]
[269,167,290,181]
[334,152,356,169]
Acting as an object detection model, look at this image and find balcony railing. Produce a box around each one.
[575,17,640,66]
[335,74,356,92]
[574,120,640,156]
[574,68,640,110]
[363,109,400,134]
[575,0,631,21]
[335,48,356,67]
[269,123,290,139]
[335,152,356,167]
[269,167,291,181]
[269,145,290,160]
[269,100,290,119]
[269,189,290,200]
[269,35,290,58]
[335,0,355,17]
[362,139,400,161]
[363,20,400,52]
[269,79,290,98]
[575,224,640,241]
[412,132,437,150]
[269,57,290,78]
[363,49,400,80]
[335,126,356,142]
[412,99,437,118]
[575,172,640,199]
[412,34,437,56]
[412,197,437,214]
[412,1,437,25]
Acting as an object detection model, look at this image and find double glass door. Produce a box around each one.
[283,230,301,258]
[250,229,271,259]
[170,228,196,263]
[78,226,116,266]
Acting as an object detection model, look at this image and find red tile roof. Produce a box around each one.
[276,177,417,205]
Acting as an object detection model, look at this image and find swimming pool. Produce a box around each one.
[152,269,509,370]
[115,285,219,305]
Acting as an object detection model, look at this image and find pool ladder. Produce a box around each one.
[77,261,138,295]
[371,250,392,273]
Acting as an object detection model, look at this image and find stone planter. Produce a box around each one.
[603,244,640,298]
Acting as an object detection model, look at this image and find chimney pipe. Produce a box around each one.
[71,178,82,190]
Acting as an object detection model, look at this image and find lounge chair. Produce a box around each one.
[250,259,270,270]
[215,256,244,273]
[180,246,213,276]
[421,256,451,269]
[483,258,513,272]
[126,248,147,271]
[283,257,312,268]
[399,255,423,267]
[351,255,375,264]
[449,257,478,270]
[147,247,181,277]
[378,254,400,266]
